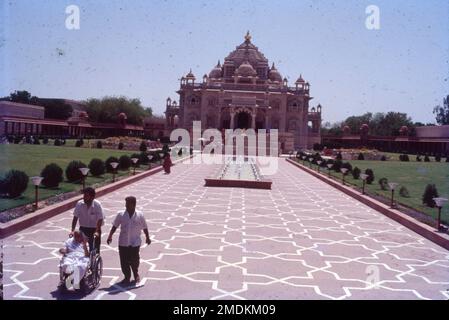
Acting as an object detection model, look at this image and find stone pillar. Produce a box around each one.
[251,112,256,129]
[230,111,235,129]
[265,114,269,130]
[217,108,221,130]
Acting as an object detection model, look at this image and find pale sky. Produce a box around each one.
[1,0,448,124]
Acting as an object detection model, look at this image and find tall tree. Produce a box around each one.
[7,90,38,104]
[433,95,449,125]
[84,96,152,125]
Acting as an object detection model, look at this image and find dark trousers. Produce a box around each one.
[118,246,140,280]
[79,226,101,253]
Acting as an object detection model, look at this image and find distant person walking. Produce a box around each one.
[107,196,151,285]
[70,187,104,253]
[162,153,172,174]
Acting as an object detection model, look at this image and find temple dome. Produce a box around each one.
[208,61,222,79]
[235,60,257,77]
[224,31,268,68]
[268,63,282,82]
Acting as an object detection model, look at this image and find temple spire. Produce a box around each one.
[244,30,252,43]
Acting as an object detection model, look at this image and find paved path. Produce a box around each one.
[3,157,449,300]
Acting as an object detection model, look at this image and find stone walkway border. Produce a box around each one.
[0,155,193,239]
[286,158,449,250]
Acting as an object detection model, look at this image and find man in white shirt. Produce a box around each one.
[107,196,151,284]
[70,187,105,253]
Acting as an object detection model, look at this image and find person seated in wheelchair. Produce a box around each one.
[59,231,90,288]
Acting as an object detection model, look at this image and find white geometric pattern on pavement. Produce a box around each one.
[3,157,449,300]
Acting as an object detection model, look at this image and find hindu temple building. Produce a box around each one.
[164,32,322,152]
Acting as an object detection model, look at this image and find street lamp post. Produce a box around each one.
[30,176,43,211]
[159,152,165,165]
[131,158,139,175]
[317,161,322,173]
[79,167,90,191]
[327,164,333,178]
[110,162,119,182]
[433,197,448,231]
[360,173,368,195]
[301,156,306,165]
[308,157,313,169]
[340,168,348,185]
[147,155,154,170]
[388,182,399,208]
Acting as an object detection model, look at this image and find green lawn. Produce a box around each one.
[297,159,449,224]
[0,144,168,212]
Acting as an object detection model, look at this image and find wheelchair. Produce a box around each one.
[58,236,103,294]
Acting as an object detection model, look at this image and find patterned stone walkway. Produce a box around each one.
[3,157,449,300]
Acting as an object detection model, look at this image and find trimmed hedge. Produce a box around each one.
[105,156,119,173]
[422,184,438,208]
[88,158,106,176]
[119,155,132,170]
[365,169,374,184]
[65,160,87,183]
[41,163,63,188]
[1,170,29,198]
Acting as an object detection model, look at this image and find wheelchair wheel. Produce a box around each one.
[93,256,103,287]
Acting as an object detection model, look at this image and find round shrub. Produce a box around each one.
[399,154,409,162]
[105,156,119,173]
[341,162,353,173]
[40,163,63,188]
[399,186,410,198]
[381,155,387,161]
[139,141,148,152]
[96,140,103,149]
[352,167,361,179]
[446,157,449,163]
[365,169,374,184]
[118,142,124,150]
[65,160,87,183]
[54,138,62,146]
[424,155,430,162]
[378,178,388,191]
[33,137,40,145]
[75,139,84,147]
[2,170,29,198]
[43,137,49,144]
[357,153,364,160]
[88,158,105,176]
[139,152,150,165]
[332,160,342,172]
[130,153,141,167]
[416,155,422,162]
[119,155,132,170]
[435,155,441,162]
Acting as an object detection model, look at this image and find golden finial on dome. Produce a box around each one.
[244,30,251,43]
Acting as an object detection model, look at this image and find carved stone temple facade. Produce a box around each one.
[164,32,322,152]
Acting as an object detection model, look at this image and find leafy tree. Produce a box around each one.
[84,96,152,125]
[422,184,439,208]
[433,95,449,125]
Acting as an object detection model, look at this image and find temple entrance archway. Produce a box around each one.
[235,112,251,129]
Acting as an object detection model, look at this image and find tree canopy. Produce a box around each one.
[433,95,449,125]
[84,96,152,125]
[1,90,73,119]
[322,111,415,136]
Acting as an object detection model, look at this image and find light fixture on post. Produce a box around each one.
[159,152,165,165]
[433,197,448,231]
[317,161,322,173]
[360,173,368,195]
[308,157,313,168]
[131,158,139,175]
[147,154,154,170]
[302,156,306,165]
[340,168,348,185]
[30,176,43,211]
[327,164,333,177]
[388,182,399,208]
[110,162,119,182]
[79,167,90,191]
